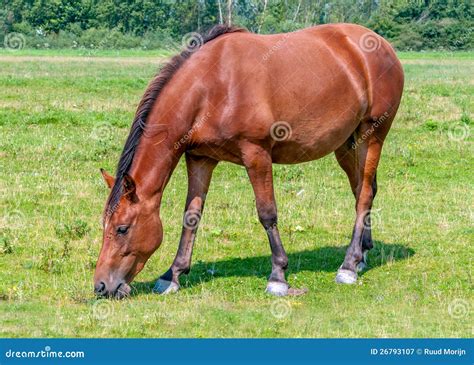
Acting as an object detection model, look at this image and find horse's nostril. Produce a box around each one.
[94,281,106,295]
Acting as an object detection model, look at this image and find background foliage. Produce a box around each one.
[1,0,473,51]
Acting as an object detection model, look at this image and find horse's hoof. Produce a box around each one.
[153,278,180,294]
[335,269,358,284]
[266,281,289,296]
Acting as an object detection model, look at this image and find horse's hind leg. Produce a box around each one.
[154,154,217,294]
[334,133,376,272]
[334,120,387,284]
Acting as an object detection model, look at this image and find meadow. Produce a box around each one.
[0,49,472,338]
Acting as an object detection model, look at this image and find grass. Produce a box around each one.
[0,48,174,58]
[0,50,472,338]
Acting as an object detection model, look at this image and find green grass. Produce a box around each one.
[0,50,472,338]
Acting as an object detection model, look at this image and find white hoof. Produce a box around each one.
[335,269,358,284]
[153,278,180,294]
[265,281,289,296]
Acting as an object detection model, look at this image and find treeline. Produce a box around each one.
[1,0,473,51]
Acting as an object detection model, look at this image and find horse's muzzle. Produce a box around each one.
[94,281,131,299]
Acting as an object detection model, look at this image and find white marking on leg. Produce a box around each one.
[266,281,289,296]
[335,269,358,284]
[153,278,180,294]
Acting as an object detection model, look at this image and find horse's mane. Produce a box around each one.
[106,24,245,215]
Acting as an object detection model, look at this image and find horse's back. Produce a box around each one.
[220,23,403,119]
[187,24,403,163]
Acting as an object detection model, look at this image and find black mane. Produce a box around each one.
[105,25,245,215]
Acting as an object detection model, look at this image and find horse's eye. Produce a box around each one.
[116,225,129,235]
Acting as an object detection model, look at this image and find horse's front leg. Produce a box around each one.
[154,154,217,294]
[241,142,306,296]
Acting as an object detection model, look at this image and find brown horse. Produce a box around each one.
[94,23,403,298]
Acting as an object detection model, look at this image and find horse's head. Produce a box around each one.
[93,169,163,299]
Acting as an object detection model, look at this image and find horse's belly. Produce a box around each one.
[189,112,359,165]
[270,114,360,164]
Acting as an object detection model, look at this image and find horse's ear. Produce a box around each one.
[122,174,138,202]
[100,168,115,189]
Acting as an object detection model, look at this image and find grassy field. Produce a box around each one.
[0,49,472,338]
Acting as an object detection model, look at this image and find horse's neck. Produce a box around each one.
[129,142,177,205]
[129,94,195,207]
